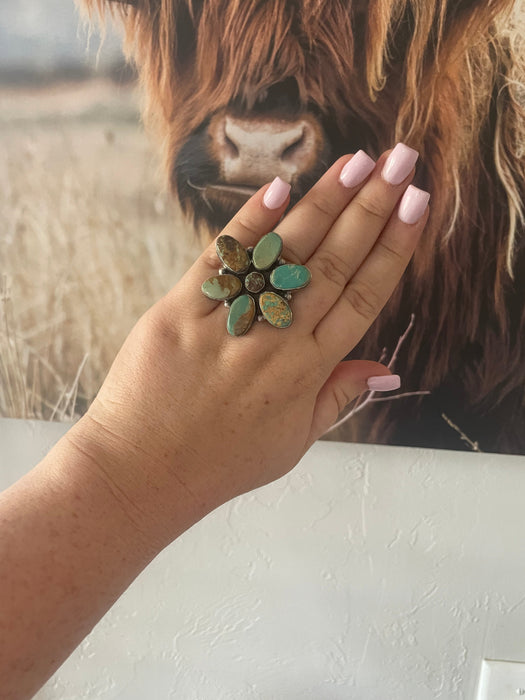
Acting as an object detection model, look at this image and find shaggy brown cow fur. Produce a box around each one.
[81,0,525,454]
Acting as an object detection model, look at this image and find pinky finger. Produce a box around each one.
[305,360,397,447]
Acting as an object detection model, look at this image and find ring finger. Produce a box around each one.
[291,143,420,328]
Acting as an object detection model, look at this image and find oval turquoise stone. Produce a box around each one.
[259,291,293,328]
[201,274,242,300]
[216,235,250,273]
[252,231,283,270]
[227,294,256,336]
[270,264,311,291]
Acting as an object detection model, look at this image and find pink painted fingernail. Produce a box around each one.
[381,143,419,185]
[367,374,401,392]
[339,150,376,188]
[263,176,291,209]
[398,185,430,224]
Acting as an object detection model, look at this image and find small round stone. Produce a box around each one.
[244,271,266,293]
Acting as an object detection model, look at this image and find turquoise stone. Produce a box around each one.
[227,294,256,336]
[201,274,242,300]
[216,235,250,273]
[252,231,283,270]
[259,291,292,328]
[270,264,311,291]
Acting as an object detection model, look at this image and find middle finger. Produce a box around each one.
[293,143,419,327]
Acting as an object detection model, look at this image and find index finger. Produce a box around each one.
[170,177,290,319]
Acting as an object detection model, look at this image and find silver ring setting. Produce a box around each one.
[201,232,311,336]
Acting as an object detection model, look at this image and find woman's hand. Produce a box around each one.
[0,145,429,699]
[66,144,429,547]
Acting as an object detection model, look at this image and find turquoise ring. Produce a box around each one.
[201,232,311,336]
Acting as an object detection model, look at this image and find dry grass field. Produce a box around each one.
[0,81,200,421]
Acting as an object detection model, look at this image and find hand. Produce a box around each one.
[0,148,429,699]
[66,145,429,547]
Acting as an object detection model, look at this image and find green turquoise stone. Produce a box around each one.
[270,264,311,291]
[201,274,242,300]
[227,294,256,336]
[216,235,250,273]
[252,231,283,270]
[259,291,292,328]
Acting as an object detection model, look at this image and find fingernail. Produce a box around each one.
[339,150,376,188]
[398,185,430,224]
[381,143,419,185]
[263,176,291,209]
[367,374,401,392]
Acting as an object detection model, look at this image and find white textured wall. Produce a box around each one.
[1,418,525,699]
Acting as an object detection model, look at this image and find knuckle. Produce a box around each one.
[278,239,303,265]
[333,384,354,415]
[354,195,388,222]
[376,238,405,264]
[310,195,338,219]
[141,303,178,342]
[315,250,351,288]
[203,242,221,269]
[234,214,260,238]
[344,280,382,321]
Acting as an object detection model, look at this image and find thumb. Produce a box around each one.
[306,360,400,446]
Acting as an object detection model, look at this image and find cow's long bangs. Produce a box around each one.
[194,1,357,110]
[350,0,525,439]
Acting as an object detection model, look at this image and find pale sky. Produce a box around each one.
[0,0,123,71]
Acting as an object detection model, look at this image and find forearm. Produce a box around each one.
[0,423,195,700]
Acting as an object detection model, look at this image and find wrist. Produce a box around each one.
[59,412,210,555]
[0,418,175,698]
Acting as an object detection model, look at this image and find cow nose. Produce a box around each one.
[211,114,320,185]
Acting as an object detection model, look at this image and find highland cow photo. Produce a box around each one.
[1,0,524,455]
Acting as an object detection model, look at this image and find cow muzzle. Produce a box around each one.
[208,112,324,189]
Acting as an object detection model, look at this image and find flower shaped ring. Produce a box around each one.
[201,232,311,336]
